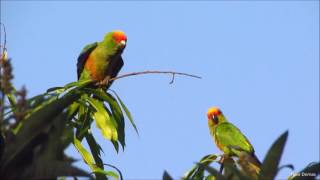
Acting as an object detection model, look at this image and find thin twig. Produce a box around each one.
[1,23,6,52]
[0,23,7,57]
[109,70,201,84]
[0,23,7,124]
[169,73,175,84]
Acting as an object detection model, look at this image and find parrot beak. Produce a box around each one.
[120,40,126,47]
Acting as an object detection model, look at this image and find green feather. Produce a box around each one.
[76,31,125,85]
[77,42,98,79]
[214,122,254,156]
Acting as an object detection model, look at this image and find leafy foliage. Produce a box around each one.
[174,131,320,180]
[183,154,218,179]
[0,51,138,179]
[1,26,318,180]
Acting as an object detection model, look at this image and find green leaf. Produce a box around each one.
[86,97,118,141]
[6,93,16,106]
[24,94,58,119]
[73,136,95,167]
[104,163,123,180]
[1,92,80,175]
[39,160,91,178]
[163,170,174,180]
[85,132,104,166]
[290,162,320,180]
[73,137,97,170]
[106,92,126,150]
[259,131,289,180]
[278,164,294,172]
[110,90,138,135]
[66,102,80,119]
[93,169,119,180]
[74,137,120,180]
[46,86,64,93]
[64,79,93,89]
[30,114,90,179]
[205,175,216,180]
[75,100,92,140]
[197,163,227,180]
[111,140,119,153]
[86,131,108,179]
[27,93,51,108]
[184,154,217,179]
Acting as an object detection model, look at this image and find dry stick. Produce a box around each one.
[0,23,7,58]
[1,23,7,50]
[109,70,201,84]
[0,23,7,123]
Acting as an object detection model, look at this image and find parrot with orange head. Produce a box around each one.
[77,31,127,88]
[207,107,261,175]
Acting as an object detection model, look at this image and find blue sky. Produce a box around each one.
[1,1,319,179]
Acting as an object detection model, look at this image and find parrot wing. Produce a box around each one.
[104,56,124,89]
[77,42,98,79]
[215,122,254,155]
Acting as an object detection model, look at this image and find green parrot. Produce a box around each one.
[207,107,261,174]
[77,31,127,88]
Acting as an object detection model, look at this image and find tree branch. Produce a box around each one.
[109,70,201,84]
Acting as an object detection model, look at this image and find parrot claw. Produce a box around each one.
[218,154,231,173]
[95,78,110,87]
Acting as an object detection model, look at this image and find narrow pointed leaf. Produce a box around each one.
[104,163,123,180]
[73,137,95,168]
[184,154,217,179]
[1,92,80,173]
[106,93,125,150]
[46,86,64,93]
[85,132,104,163]
[112,140,119,153]
[6,93,16,106]
[85,134,107,180]
[83,89,125,148]
[290,162,320,180]
[93,169,119,180]
[260,131,289,180]
[86,97,118,141]
[73,137,107,180]
[110,90,138,134]
[197,163,227,180]
[64,79,93,89]
[67,102,80,119]
[75,101,92,140]
[163,171,173,180]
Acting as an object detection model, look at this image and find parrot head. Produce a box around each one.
[207,107,227,126]
[103,30,127,52]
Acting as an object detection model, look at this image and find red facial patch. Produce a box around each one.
[113,31,127,43]
[207,107,222,119]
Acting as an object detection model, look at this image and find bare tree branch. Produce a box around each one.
[109,70,201,84]
[0,23,7,54]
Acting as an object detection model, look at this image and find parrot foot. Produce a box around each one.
[219,154,233,173]
[95,78,110,87]
[219,155,226,173]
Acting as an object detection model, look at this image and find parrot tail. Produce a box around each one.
[237,152,261,177]
[251,153,261,167]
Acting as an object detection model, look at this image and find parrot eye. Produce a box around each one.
[211,115,219,124]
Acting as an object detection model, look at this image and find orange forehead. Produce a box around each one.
[113,31,127,43]
[207,107,222,119]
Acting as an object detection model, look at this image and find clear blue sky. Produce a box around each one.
[1,1,319,179]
